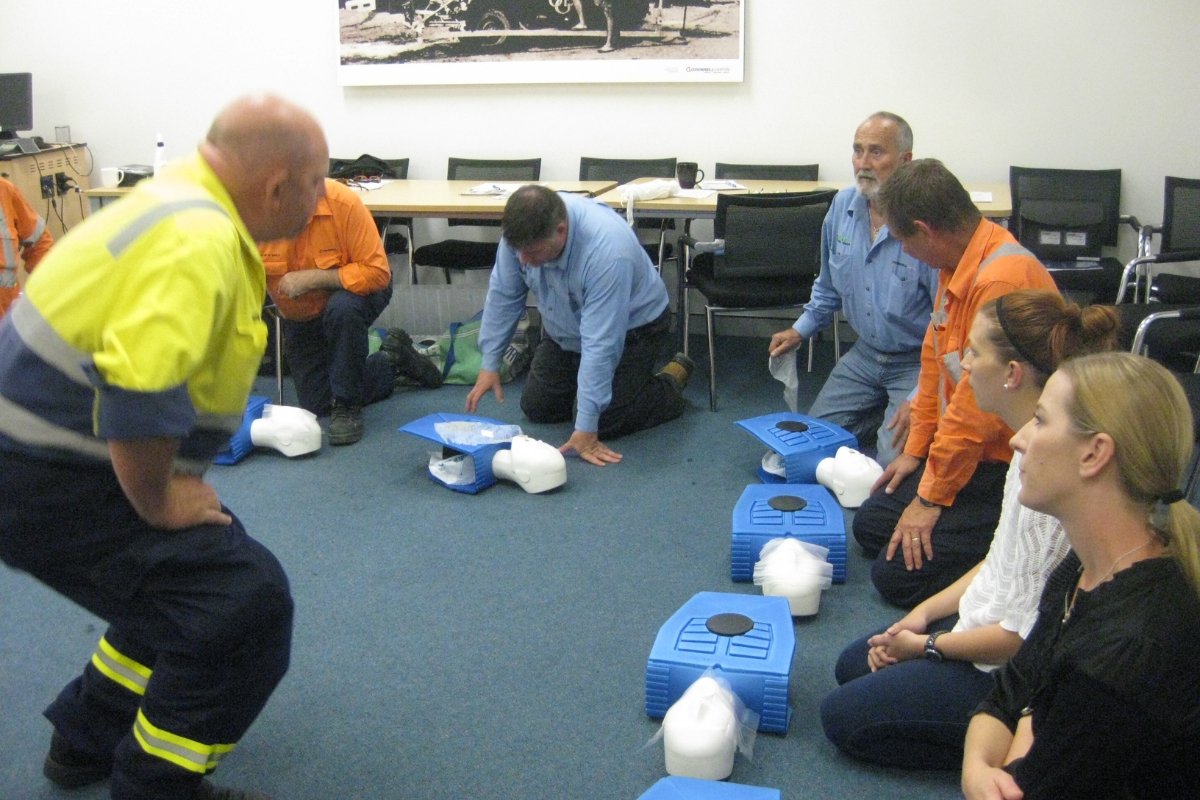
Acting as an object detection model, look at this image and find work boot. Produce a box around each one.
[380,328,443,389]
[194,779,276,799]
[657,352,695,393]
[43,731,112,789]
[329,399,364,446]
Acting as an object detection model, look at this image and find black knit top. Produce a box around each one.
[976,550,1200,799]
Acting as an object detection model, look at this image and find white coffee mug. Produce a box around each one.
[100,167,125,189]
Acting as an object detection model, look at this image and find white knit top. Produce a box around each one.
[952,453,1072,672]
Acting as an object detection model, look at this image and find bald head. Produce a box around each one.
[200,95,329,242]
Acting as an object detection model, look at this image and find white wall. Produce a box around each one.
[3,0,1198,261]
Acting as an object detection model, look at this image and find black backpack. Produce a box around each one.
[328,154,404,181]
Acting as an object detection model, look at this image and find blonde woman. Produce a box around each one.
[963,352,1200,799]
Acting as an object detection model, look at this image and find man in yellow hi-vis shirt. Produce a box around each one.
[0,95,327,800]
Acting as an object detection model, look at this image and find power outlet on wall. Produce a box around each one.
[40,175,55,199]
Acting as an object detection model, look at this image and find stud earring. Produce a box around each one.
[1003,383,1010,390]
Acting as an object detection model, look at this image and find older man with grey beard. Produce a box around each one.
[769,112,937,467]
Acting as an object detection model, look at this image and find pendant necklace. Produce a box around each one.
[1062,540,1152,623]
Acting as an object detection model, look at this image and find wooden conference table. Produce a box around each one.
[593,179,1013,219]
[85,178,1011,220]
[83,179,619,216]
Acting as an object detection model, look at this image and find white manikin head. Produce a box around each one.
[250,405,322,457]
[491,435,567,494]
[815,446,883,508]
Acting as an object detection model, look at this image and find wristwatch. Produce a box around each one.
[916,496,942,509]
[924,631,945,663]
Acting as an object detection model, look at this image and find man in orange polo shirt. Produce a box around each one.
[0,175,53,316]
[852,159,1058,607]
[260,178,441,445]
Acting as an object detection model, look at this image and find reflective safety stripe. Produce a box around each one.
[0,202,13,267]
[979,242,1035,269]
[20,215,46,247]
[931,266,984,414]
[10,298,94,386]
[107,200,228,259]
[133,709,236,774]
[90,635,152,695]
[0,391,110,459]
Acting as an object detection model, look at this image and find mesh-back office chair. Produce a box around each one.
[579,156,677,270]
[410,157,542,284]
[1009,167,1139,301]
[1117,176,1200,304]
[681,190,837,410]
[714,163,820,181]
[711,162,839,367]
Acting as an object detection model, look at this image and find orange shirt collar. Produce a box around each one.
[943,218,996,301]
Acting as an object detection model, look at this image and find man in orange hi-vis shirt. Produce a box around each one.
[0,176,53,316]
[853,159,1058,608]
[259,178,441,445]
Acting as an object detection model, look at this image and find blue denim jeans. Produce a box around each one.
[806,340,922,468]
[820,615,995,770]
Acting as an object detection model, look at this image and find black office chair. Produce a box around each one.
[411,157,542,284]
[1009,166,1139,301]
[579,156,677,270]
[259,302,286,405]
[1116,176,1200,305]
[714,163,819,181]
[329,156,412,267]
[681,190,837,410]
[711,163,836,365]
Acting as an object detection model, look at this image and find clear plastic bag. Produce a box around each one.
[428,452,476,486]
[645,668,759,780]
[434,421,523,446]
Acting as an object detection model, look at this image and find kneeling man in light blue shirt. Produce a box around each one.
[468,186,692,466]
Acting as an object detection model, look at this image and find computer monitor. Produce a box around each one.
[0,73,33,140]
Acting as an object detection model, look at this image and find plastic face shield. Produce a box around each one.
[250,405,322,457]
[491,435,567,494]
[815,446,883,508]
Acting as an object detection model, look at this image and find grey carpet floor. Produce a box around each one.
[0,334,962,799]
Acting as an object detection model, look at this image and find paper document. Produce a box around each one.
[462,183,535,196]
[698,180,746,191]
[675,189,714,199]
[969,191,994,202]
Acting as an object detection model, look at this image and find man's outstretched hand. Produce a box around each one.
[559,430,622,466]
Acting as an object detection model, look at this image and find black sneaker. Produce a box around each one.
[380,328,443,389]
[329,399,364,446]
[194,779,276,800]
[43,731,112,789]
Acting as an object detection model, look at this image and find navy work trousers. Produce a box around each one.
[284,285,394,415]
[852,459,1008,608]
[519,308,684,439]
[0,449,294,800]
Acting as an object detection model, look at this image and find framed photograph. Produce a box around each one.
[336,0,744,86]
